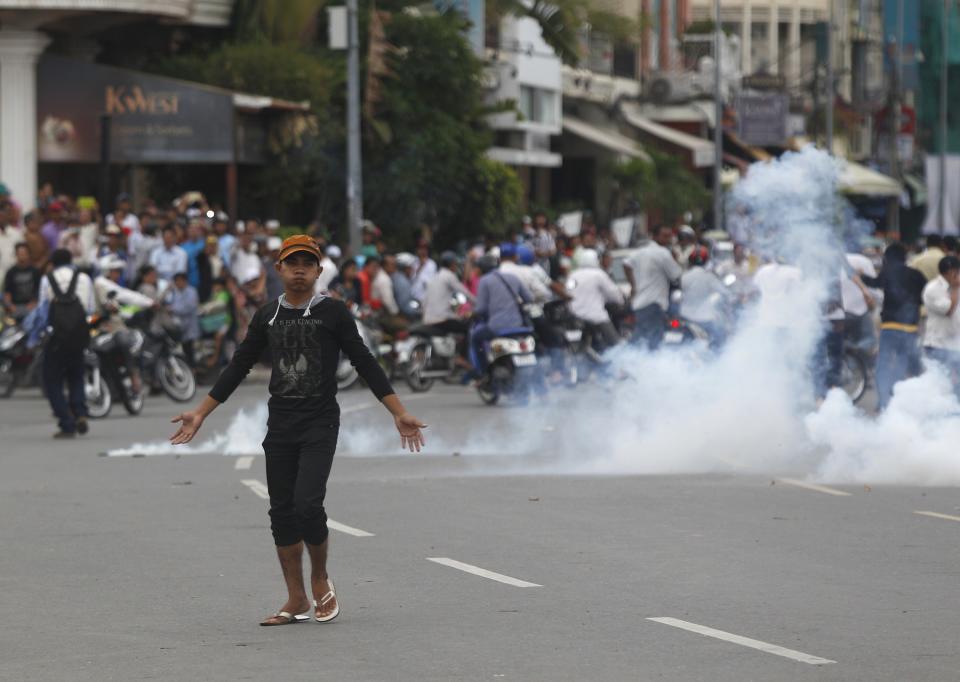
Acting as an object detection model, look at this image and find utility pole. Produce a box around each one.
[713,0,723,230]
[825,0,834,154]
[346,0,364,256]
[889,0,904,234]
[938,0,949,235]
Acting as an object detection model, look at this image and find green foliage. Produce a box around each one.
[487,0,637,65]
[363,10,514,246]
[152,42,339,113]
[231,0,327,44]
[612,150,711,224]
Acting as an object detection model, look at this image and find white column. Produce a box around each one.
[742,1,752,75]
[768,0,779,74]
[0,30,50,212]
[788,3,801,87]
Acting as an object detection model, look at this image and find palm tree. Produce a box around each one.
[231,0,328,44]
[486,0,640,66]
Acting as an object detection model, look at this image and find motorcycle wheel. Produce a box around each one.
[841,349,868,404]
[336,355,360,391]
[86,371,112,419]
[477,378,499,405]
[0,357,16,398]
[159,356,196,402]
[405,342,435,393]
[121,383,144,416]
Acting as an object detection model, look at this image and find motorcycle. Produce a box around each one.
[86,309,145,417]
[128,311,196,402]
[405,294,470,392]
[336,303,385,391]
[0,316,41,398]
[473,327,538,405]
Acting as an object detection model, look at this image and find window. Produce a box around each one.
[518,85,557,126]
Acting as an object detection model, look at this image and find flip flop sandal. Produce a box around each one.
[314,578,340,623]
[260,610,311,626]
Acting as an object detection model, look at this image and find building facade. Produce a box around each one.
[0,1,233,209]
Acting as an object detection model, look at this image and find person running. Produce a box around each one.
[169,235,427,627]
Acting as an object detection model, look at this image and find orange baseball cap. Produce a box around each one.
[278,234,322,262]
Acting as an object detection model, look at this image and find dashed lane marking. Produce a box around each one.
[327,520,376,537]
[777,478,852,497]
[647,617,836,665]
[241,479,375,536]
[914,510,960,523]
[235,456,254,470]
[241,479,269,499]
[426,557,541,587]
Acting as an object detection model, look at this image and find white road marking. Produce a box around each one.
[777,478,852,497]
[241,480,375,536]
[914,510,960,523]
[235,456,254,470]
[647,617,836,665]
[340,392,432,416]
[426,557,541,588]
[327,520,376,537]
[241,479,269,499]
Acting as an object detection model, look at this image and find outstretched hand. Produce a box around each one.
[394,412,427,453]
[170,410,204,445]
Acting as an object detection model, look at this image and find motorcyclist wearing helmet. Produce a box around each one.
[679,246,731,347]
[94,254,157,393]
[567,249,624,350]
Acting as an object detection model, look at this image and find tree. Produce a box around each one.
[486,0,639,66]
[364,9,522,246]
[611,150,711,225]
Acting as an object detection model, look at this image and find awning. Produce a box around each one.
[838,161,902,198]
[562,117,650,162]
[621,104,715,168]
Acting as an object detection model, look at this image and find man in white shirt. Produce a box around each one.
[921,255,960,395]
[680,246,732,346]
[38,249,96,438]
[313,245,340,295]
[149,225,188,284]
[567,249,624,349]
[499,243,552,303]
[421,252,474,328]
[411,241,438,302]
[623,225,682,349]
[842,251,879,352]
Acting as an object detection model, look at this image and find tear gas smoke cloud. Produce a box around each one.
[112,147,960,486]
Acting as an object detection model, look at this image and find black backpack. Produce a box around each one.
[47,270,90,352]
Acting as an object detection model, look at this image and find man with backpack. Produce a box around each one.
[37,249,94,438]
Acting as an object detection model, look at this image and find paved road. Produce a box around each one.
[1,380,958,681]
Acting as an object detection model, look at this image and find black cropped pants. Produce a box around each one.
[262,421,339,547]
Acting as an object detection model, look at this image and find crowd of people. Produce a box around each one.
[3,180,960,435]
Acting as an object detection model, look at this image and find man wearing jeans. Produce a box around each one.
[623,225,682,350]
[855,243,926,409]
[921,255,960,397]
[38,249,95,438]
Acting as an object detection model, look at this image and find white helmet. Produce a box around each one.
[99,255,126,272]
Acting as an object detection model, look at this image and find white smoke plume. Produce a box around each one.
[111,146,960,486]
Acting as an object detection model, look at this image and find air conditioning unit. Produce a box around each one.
[644,71,715,104]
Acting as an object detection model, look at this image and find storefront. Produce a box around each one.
[36,55,307,216]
